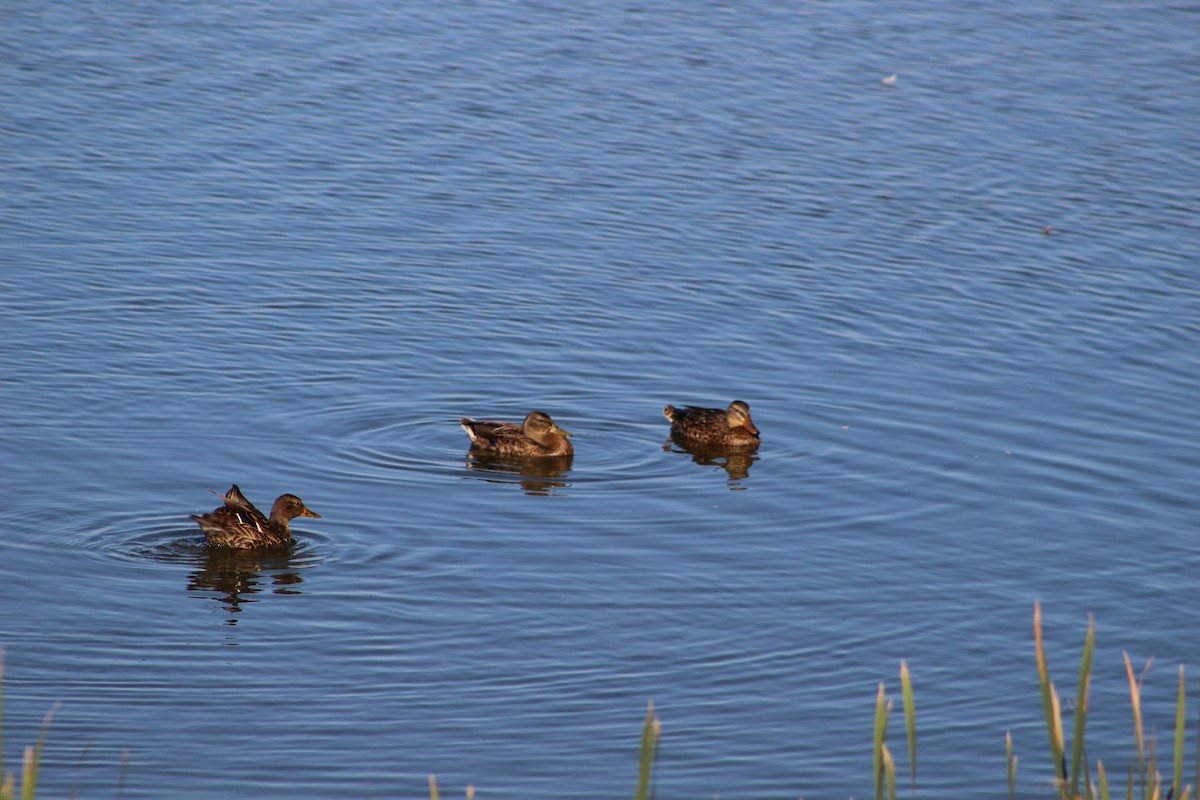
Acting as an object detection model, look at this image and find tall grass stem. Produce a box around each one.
[1173,665,1186,800]
[634,701,659,800]
[1035,602,1067,786]
[0,649,5,787]
[1069,614,1096,799]
[873,684,889,800]
[1007,731,1017,800]
[1124,653,1147,798]
[900,660,916,793]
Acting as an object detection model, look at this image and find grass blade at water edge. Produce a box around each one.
[1035,602,1067,789]
[117,749,131,800]
[21,702,58,800]
[1007,731,1018,800]
[1,649,5,789]
[881,744,897,800]
[900,660,916,793]
[873,683,889,800]
[1070,614,1096,800]
[1124,653,1147,799]
[1173,665,1186,800]
[20,749,34,800]
[634,701,659,800]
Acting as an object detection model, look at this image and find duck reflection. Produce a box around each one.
[187,545,305,625]
[465,454,574,496]
[665,440,760,484]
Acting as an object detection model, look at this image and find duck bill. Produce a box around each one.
[551,424,573,438]
[300,508,322,518]
[743,421,760,436]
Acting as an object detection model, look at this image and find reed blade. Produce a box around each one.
[873,684,891,800]
[20,748,34,800]
[1036,602,1067,786]
[900,660,917,791]
[428,773,440,800]
[21,702,57,800]
[1007,731,1018,800]
[882,744,897,800]
[1069,614,1096,799]
[117,749,131,800]
[1124,653,1147,797]
[1,649,5,787]
[634,701,659,800]
[1172,665,1185,800]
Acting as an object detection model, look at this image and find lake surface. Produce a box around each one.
[2,1,1197,797]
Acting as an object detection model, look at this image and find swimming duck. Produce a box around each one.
[191,484,321,549]
[663,400,760,447]
[460,410,574,458]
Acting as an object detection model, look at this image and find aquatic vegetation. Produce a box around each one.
[428,703,660,800]
[424,610,1193,799]
[0,651,56,800]
[5,605,1193,799]
[634,701,661,800]
[0,652,129,800]
[871,602,1195,800]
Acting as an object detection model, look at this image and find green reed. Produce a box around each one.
[0,649,60,800]
[427,701,661,800]
[634,701,661,800]
[4,606,1194,799]
[868,603,1192,800]
[1032,601,1194,800]
[874,661,917,800]
[900,659,917,792]
[1006,730,1018,800]
[1024,603,1193,800]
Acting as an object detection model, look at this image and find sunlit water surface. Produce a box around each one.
[2,1,1198,797]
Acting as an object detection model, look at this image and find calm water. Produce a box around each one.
[2,1,1198,797]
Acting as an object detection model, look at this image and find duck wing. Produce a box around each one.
[213,484,262,516]
[460,418,525,446]
[194,485,270,536]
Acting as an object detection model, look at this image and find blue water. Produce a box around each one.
[2,1,1198,797]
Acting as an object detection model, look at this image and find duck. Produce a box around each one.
[460,410,574,458]
[190,484,321,549]
[663,400,760,447]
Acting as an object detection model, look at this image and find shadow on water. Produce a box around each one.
[464,453,574,496]
[186,546,307,626]
[664,439,760,487]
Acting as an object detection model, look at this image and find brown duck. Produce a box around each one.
[191,484,321,549]
[663,400,760,447]
[460,410,574,458]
